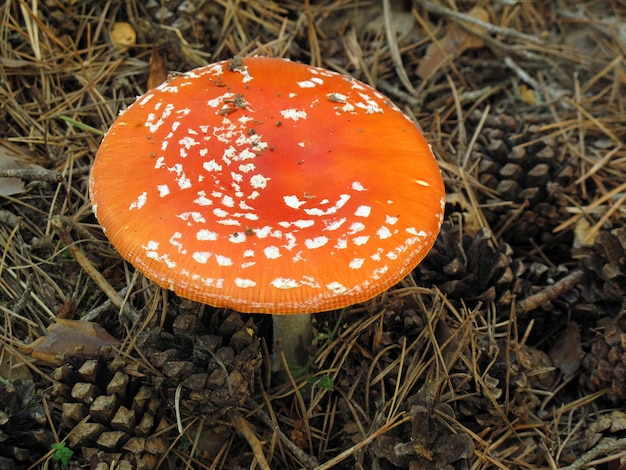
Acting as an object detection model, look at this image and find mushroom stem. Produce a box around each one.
[271,314,313,373]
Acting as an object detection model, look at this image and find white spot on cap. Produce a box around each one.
[349,222,365,234]
[176,175,191,190]
[305,236,329,249]
[197,229,218,241]
[353,235,370,246]
[213,208,229,218]
[280,109,307,121]
[169,232,185,253]
[243,249,254,258]
[416,179,430,187]
[157,185,170,197]
[228,233,246,243]
[264,246,281,259]
[377,226,392,239]
[323,218,346,231]
[203,160,222,172]
[356,92,383,114]
[239,200,254,211]
[271,278,299,289]
[326,282,347,294]
[129,192,147,210]
[372,266,389,278]
[352,181,366,191]
[406,227,428,238]
[284,195,307,210]
[235,278,256,288]
[179,136,198,151]
[217,219,240,226]
[255,226,271,238]
[145,103,175,133]
[144,240,159,250]
[294,219,315,229]
[386,215,399,225]
[178,212,206,224]
[215,255,232,266]
[250,174,270,189]
[349,258,365,269]
[305,194,350,216]
[301,276,320,288]
[193,191,212,206]
[327,92,347,102]
[193,252,211,264]
[355,205,371,217]
[283,233,297,250]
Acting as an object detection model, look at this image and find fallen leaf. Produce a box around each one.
[0,145,27,196]
[147,48,168,90]
[22,318,120,365]
[417,6,490,79]
[548,321,582,380]
[0,346,33,382]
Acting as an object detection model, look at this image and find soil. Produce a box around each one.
[0,1,625,469]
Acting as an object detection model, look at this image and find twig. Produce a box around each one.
[0,168,63,183]
[247,397,320,469]
[383,0,417,96]
[416,0,545,46]
[516,269,585,315]
[503,56,541,89]
[560,437,626,470]
[230,413,272,470]
[50,215,138,323]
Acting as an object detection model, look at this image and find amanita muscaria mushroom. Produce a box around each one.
[90,56,445,371]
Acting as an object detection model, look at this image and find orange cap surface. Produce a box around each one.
[90,57,445,314]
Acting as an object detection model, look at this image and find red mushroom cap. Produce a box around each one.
[89,57,445,314]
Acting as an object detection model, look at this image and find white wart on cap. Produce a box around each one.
[89,56,445,314]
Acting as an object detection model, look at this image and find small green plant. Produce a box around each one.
[51,441,73,470]
[306,374,334,391]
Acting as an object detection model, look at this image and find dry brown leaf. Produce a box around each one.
[548,321,582,380]
[417,6,490,79]
[0,346,33,382]
[23,318,120,365]
[147,48,168,90]
[0,145,27,196]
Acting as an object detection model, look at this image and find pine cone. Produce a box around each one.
[138,309,261,420]
[580,318,626,404]
[416,222,529,307]
[469,113,577,248]
[454,337,556,426]
[0,380,53,470]
[51,354,170,468]
[580,228,626,315]
[143,0,223,45]
[372,384,473,469]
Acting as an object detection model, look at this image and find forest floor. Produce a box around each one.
[1,1,625,469]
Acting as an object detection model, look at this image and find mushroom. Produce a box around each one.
[89,56,445,373]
